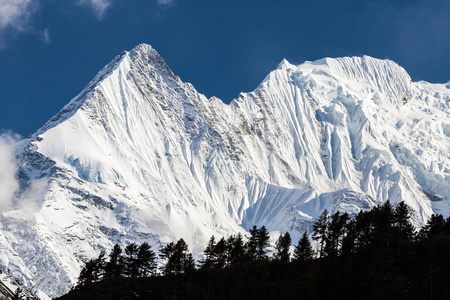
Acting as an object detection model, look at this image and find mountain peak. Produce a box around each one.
[271,55,412,107]
[4,44,449,298]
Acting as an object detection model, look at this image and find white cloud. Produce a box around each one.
[0,132,49,216]
[157,0,174,6]
[0,132,21,212]
[41,27,50,43]
[77,0,111,20]
[0,0,36,31]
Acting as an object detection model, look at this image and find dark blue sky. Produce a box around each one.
[1,0,449,137]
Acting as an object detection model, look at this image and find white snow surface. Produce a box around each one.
[0,44,449,298]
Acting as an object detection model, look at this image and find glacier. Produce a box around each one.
[0,44,449,298]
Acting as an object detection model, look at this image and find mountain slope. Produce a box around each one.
[0,44,448,298]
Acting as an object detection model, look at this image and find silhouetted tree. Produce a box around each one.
[371,201,395,251]
[160,238,195,275]
[226,233,245,265]
[124,243,140,278]
[246,225,270,260]
[214,237,228,268]
[77,252,106,287]
[199,235,217,269]
[137,242,157,277]
[273,232,291,263]
[324,211,349,256]
[353,210,373,250]
[293,232,314,261]
[394,201,415,243]
[104,244,124,278]
[342,219,357,255]
[313,209,329,257]
[423,214,446,238]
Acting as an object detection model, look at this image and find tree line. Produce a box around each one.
[77,200,450,288]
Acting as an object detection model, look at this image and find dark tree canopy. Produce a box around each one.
[273,232,291,263]
[104,244,124,278]
[293,232,314,261]
[160,238,195,275]
[246,225,271,260]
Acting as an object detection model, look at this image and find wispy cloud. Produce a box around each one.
[0,131,50,217]
[157,0,175,7]
[0,0,36,31]
[77,0,111,20]
[0,132,21,211]
[0,0,113,48]
[40,27,50,43]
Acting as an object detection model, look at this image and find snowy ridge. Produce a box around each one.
[0,44,449,298]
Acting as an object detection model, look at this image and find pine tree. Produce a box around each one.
[77,252,106,287]
[312,209,329,257]
[124,243,140,278]
[199,235,217,269]
[371,201,395,251]
[293,232,314,261]
[159,238,195,275]
[137,242,157,277]
[342,219,357,255]
[256,225,270,260]
[394,201,415,243]
[273,232,291,262]
[246,225,270,260]
[226,233,245,265]
[159,241,177,276]
[353,210,373,250]
[214,237,228,268]
[325,212,349,256]
[424,214,446,238]
[104,244,124,277]
[245,225,259,260]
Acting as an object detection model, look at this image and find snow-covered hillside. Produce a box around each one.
[0,44,449,298]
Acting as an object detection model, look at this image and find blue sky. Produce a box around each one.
[0,0,449,137]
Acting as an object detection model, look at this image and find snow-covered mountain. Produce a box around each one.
[0,44,449,298]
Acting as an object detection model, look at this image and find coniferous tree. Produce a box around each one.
[159,241,177,276]
[246,226,259,260]
[312,209,329,257]
[246,225,271,260]
[77,252,106,287]
[159,238,195,275]
[342,219,357,255]
[324,212,349,256]
[273,232,291,263]
[214,237,228,268]
[226,233,245,265]
[124,243,140,278]
[293,232,314,261]
[423,214,446,238]
[372,201,395,251]
[137,242,157,277]
[394,201,415,243]
[256,225,271,260]
[353,210,373,250]
[199,236,227,269]
[199,235,217,269]
[104,244,124,278]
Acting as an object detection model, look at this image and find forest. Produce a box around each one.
[57,201,450,300]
